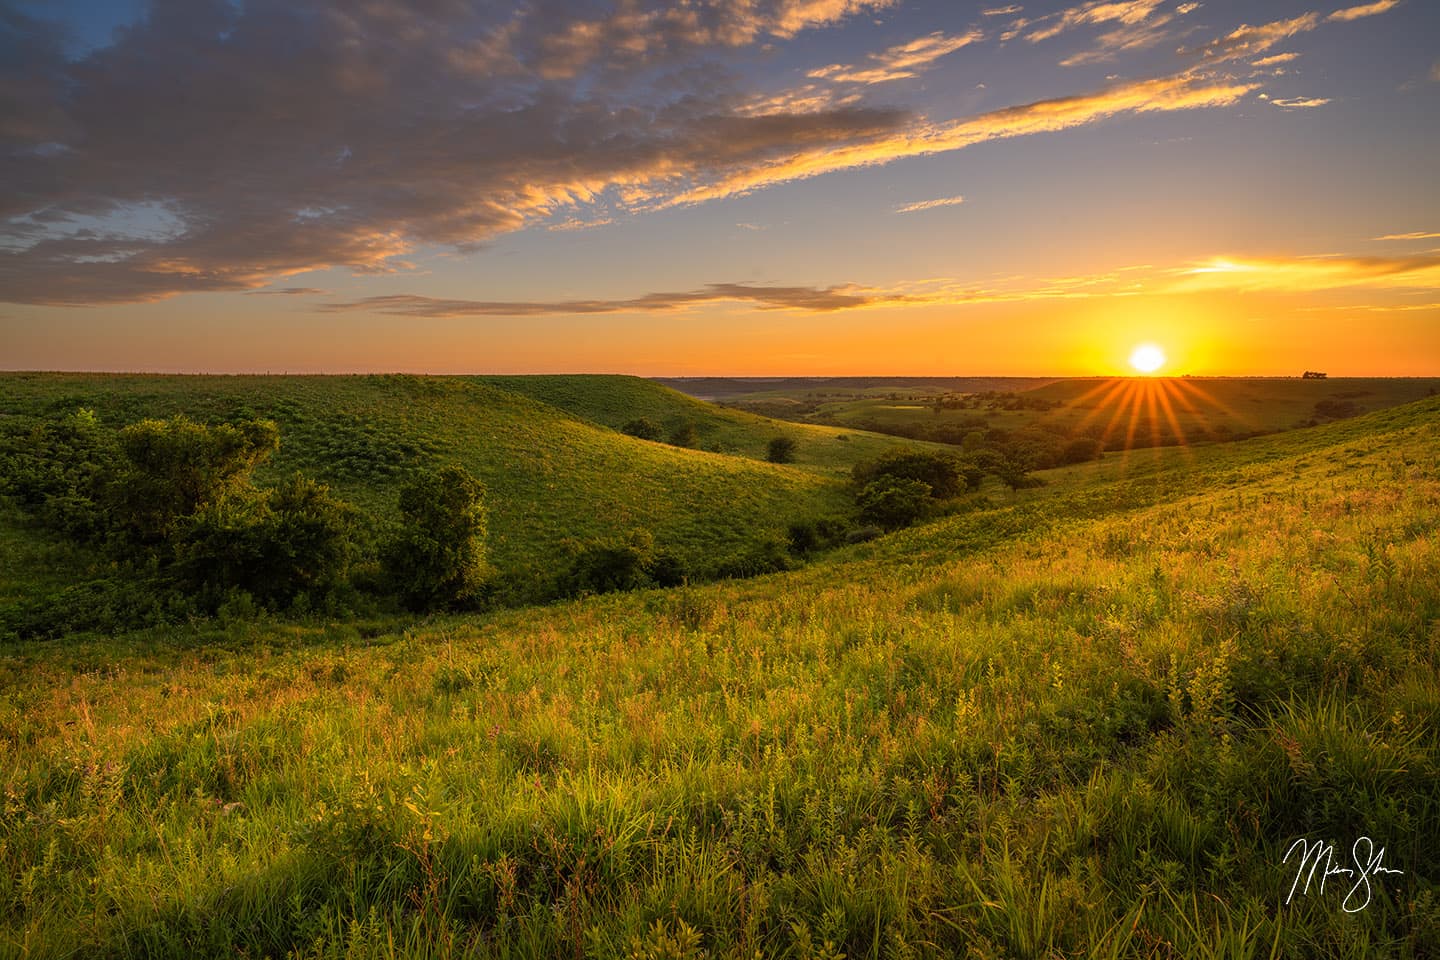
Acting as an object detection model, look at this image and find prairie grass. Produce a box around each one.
[0,393,1437,957]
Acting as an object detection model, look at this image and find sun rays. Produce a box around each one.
[1063,376,1262,463]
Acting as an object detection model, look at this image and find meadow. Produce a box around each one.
[0,377,1436,958]
[698,376,1440,451]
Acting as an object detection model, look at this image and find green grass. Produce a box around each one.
[2,395,1436,957]
[730,376,1440,449]
[0,374,936,582]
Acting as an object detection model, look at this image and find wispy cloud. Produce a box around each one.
[808,30,983,84]
[1023,0,1168,44]
[1251,53,1301,67]
[1327,1,1403,23]
[1176,253,1440,292]
[983,5,1023,15]
[896,195,966,213]
[666,72,1258,207]
[245,286,331,296]
[321,283,903,317]
[1270,96,1331,109]
[1372,231,1440,241]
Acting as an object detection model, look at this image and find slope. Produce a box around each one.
[3,397,1436,957]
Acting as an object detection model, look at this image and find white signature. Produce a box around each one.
[1283,837,1404,913]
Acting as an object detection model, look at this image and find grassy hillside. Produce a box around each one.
[477,374,951,473]
[2,397,1436,958]
[722,375,1440,450]
[0,374,906,579]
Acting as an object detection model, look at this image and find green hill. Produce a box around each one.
[2,395,1436,957]
[0,373,889,579]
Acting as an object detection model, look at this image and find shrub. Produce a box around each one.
[786,516,851,555]
[767,436,798,463]
[853,450,966,499]
[622,417,663,441]
[111,415,279,543]
[0,408,119,542]
[668,422,698,448]
[709,538,793,579]
[383,464,489,610]
[1059,436,1104,465]
[560,531,685,595]
[857,475,932,530]
[176,475,359,607]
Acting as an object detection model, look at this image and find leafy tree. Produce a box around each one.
[853,450,966,499]
[384,464,489,610]
[767,436,798,464]
[857,476,932,530]
[622,417,663,441]
[176,475,359,606]
[668,422,698,448]
[1059,437,1104,465]
[111,416,279,542]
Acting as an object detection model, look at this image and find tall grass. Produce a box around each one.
[0,397,1437,958]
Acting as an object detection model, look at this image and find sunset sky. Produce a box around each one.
[2,0,1437,375]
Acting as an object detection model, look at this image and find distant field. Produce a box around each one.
[2,395,1436,958]
[689,376,1440,450]
[0,374,935,584]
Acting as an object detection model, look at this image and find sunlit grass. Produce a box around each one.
[1,398,1437,957]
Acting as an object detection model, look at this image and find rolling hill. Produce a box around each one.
[2,393,1436,957]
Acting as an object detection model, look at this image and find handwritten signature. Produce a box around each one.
[1283,837,1404,913]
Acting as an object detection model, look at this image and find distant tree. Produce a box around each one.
[561,530,685,595]
[854,450,965,499]
[767,436,798,464]
[111,416,279,543]
[857,476,932,530]
[1059,437,1104,465]
[669,422,698,448]
[384,464,489,610]
[622,417,663,441]
[1302,371,1328,380]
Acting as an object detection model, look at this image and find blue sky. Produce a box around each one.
[2,0,1437,373]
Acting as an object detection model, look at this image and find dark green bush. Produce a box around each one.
[767,437,798,464]
[857,475,932,530]
[383,464,489,610]
[853,450,965,499]
[622,417,664,442]
[668,422,698,448]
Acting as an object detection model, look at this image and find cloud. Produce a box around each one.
[1190,13,1320,65]
[1175,254,1440,293]
[1431,61,1440,82]
[1270,96,1331,109]
[896,195,966,213]
[1251,53,1300,67]
[0,0,905,305]
[245,286,332,296]
[1023,1,1168,44]
[808,29,983,84]
[666,72,1257,206]
[1371,231,1440,241]
[1326,1,1402,23]
[983,5,1023,15]
[321,282,903,317]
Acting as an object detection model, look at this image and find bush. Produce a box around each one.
[1059,437,1104,465]
[560,531,686,595]
[857,475,932,530]
[767,437,798,464]
[668,422,698,448]
[0,408,119,542]
[622,417,663,442]
[853,450,966,499]
[176,475,359,607]
[111,415,279,543]
[383,464,489,610]
[709,538,793,580]
[786,516,851,555]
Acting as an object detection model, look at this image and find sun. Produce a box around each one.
[1129,343,1167,374]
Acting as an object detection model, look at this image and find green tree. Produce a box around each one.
[384,464,489,610]
[111,416,279,542]
[669,422,698,448]
[767,436,798,464]
[622,417,663,441]
[857,476,932,530]
[853,450,966,499]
